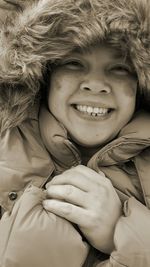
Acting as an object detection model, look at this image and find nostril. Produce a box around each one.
[82,87,91,91]
[100,89,109,93]
[80,81,111,93]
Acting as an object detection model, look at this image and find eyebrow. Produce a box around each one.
[70,45,132,64]
[112,50,132,65]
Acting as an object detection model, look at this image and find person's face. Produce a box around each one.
[48,44,137,147]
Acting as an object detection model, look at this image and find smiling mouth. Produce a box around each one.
[73,104,113,117]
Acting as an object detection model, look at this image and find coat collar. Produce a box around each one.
[39,107,150,170]
[39,106,81,173]
[88,110,150,169]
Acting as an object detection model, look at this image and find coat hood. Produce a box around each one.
[0,0,150,132]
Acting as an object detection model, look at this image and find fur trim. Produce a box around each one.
[0,0,150,132]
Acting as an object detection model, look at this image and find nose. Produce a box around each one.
[80,73,111,94]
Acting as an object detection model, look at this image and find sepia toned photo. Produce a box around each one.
[0,0,150,266]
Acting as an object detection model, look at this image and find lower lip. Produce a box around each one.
[72,106,113,121]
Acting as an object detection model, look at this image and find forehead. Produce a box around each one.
[70,43,131,63]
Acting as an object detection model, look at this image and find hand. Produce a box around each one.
[43,165,122,254]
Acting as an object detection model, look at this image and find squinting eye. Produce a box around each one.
[110,65,131,75]
[62,60,84,70]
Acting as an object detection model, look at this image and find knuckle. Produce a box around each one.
[65,169,77,177]
[63,203,73,216]
[98,185,109,197]
[50,174,61,183]
[63,169,71,176]
[98,183,106,192]
[76,164,85,169]
[65,185,74,196]
[75,165,85,171]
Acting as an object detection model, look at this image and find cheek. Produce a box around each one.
[116,80,137,111]
[48,72,65,107]
[50,72,63,94]
[123,79,137,98]
[116,82,137,121]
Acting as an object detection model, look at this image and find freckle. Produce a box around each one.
[124,82,137,97]
[53,79,62,91]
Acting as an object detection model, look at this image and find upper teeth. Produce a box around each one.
[76,105,109,115]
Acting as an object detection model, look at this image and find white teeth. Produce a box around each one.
[93,107,99,113]
[76,105,109,115]
[87,106,93,113]
[82,106,87,112]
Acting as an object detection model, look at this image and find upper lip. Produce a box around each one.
[71,101,115,109]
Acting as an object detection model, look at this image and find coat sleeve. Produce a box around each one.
[0,185,89,267]
[94,197,150,267]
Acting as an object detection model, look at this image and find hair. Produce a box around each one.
[0,0,149,133]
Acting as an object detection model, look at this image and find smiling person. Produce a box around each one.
[40,30,150,266]
[0,0,150,267]
[47,44,137,149]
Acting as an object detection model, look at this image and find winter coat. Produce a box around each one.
[1,105,150,267]
[0,0,150,267]
[0,105,89,267]
[39,106,150,267]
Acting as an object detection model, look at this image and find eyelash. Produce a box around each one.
[57,60,135,78]
[61,60,84,69]
[109,64,131,75]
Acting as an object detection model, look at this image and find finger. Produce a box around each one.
[72,165,106,179]
[71,165,106,181]
[46,185,88,207]
[46,183,110,211]
[43,199,89,226]
[47,171,93,192]
[49,166,107,189]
